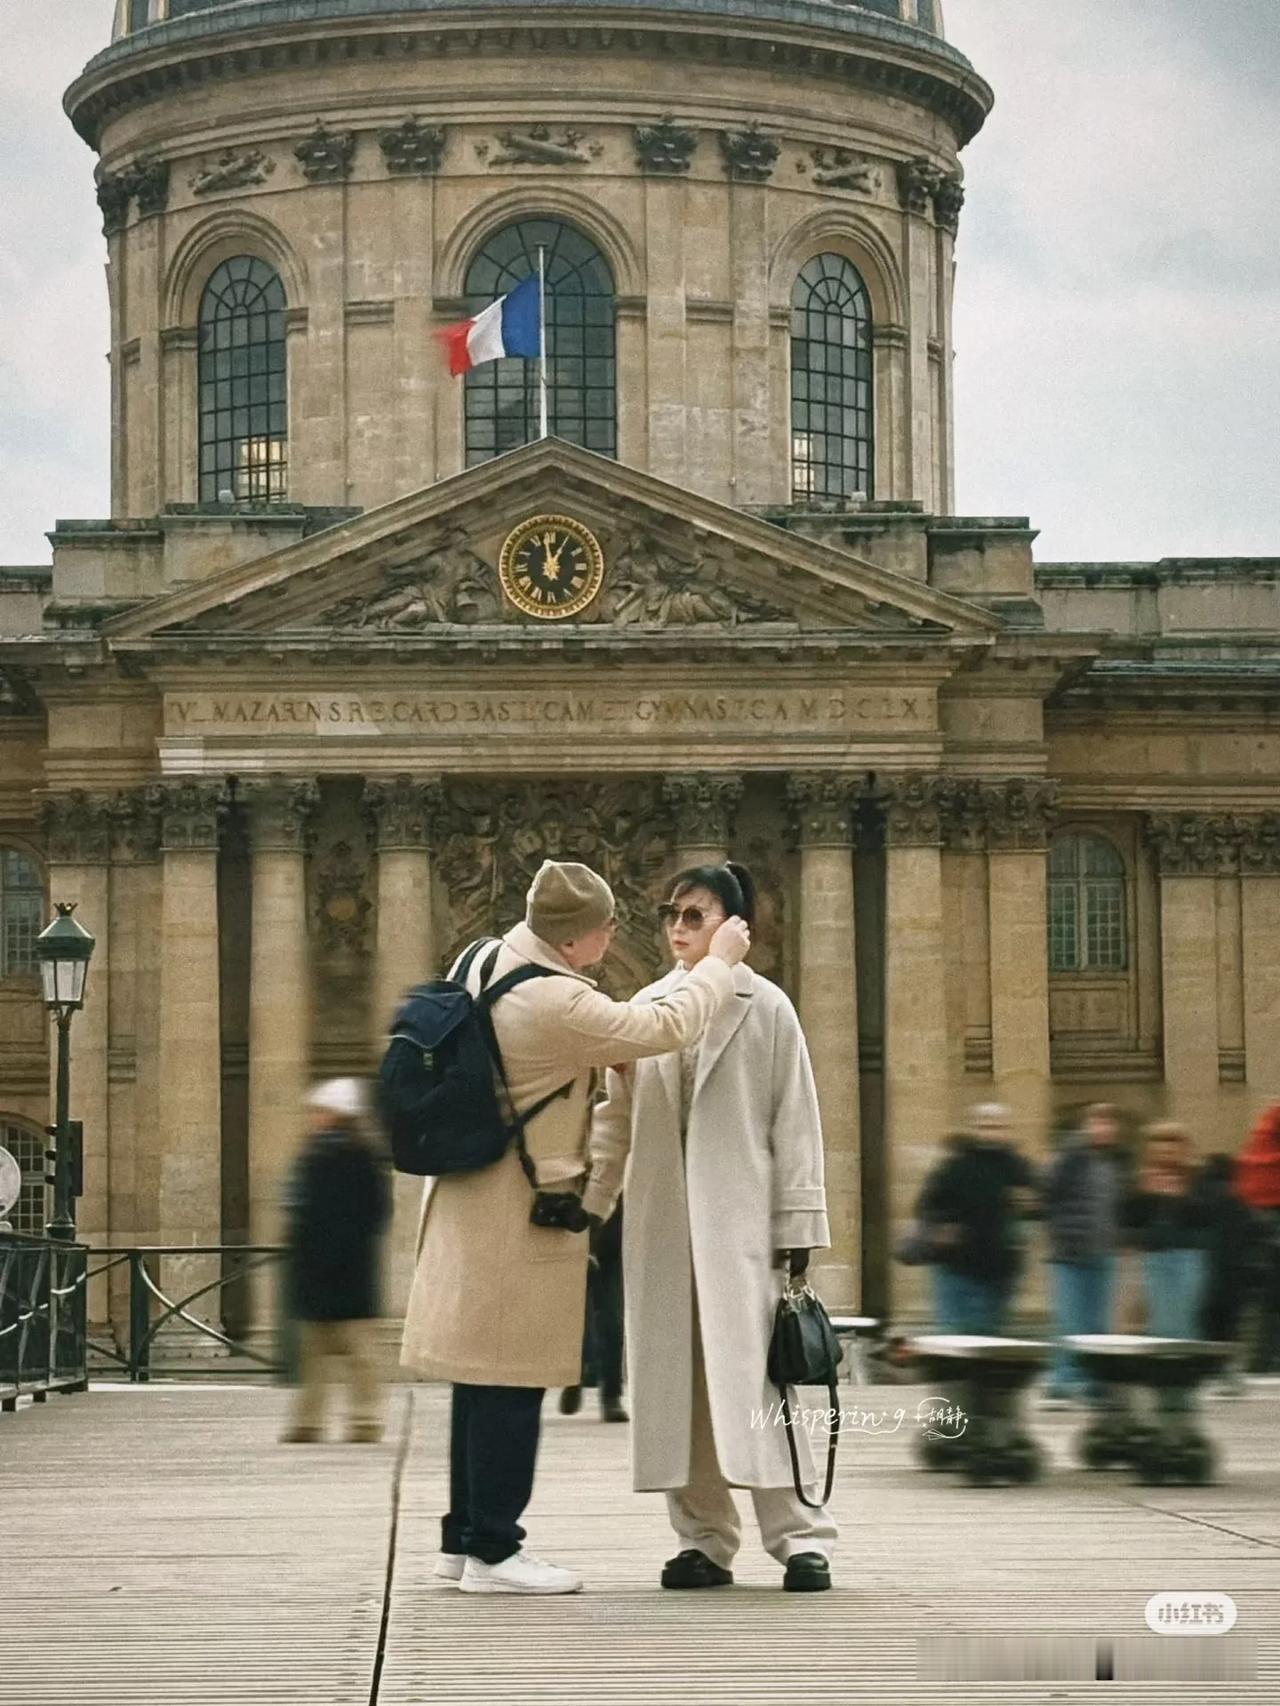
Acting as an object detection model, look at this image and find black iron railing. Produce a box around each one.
[83,1245,288,1382]
[0,1232,89,1411]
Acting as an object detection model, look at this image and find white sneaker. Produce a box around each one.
[459,1551,583,1595]
[434,1554,466,1583]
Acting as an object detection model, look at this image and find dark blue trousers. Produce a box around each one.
[442,1382,545,1564]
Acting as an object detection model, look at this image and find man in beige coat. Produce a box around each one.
[401,858,749,1596]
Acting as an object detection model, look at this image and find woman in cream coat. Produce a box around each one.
[584,862,836,1593]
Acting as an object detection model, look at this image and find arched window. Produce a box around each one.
[463,220,615,466]
[0,850,43,979]
[1,1121,46,1236]
[198,256,288,503]
[1048,833,1127,972]
[790,253,873,501]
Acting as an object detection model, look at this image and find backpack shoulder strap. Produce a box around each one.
[480,962,562,1007]
[453,937,499,985]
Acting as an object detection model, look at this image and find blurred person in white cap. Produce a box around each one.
[402,857,750,1596]
[281,1077,391,1445]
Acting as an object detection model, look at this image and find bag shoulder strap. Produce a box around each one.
[777,1383,839,1511]
[472,946,575,1191]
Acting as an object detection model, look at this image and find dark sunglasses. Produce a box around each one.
[656,904,725,930]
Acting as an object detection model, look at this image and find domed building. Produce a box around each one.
[1,0,1277,1332]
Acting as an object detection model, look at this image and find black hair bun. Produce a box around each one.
[724,860,757,921]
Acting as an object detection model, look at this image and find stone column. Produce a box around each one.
[662,774,743,870]
[981,781,1057,1151]
[106,786,164,1330]
[786,775,861,1309]
[241,780,318,1252]
[896,158,941,505]
[156,781,228,1319]
[363,776,446,1316]
[1238,816,1280,1108]
[1146,813,1233,1139]
[882,776,951,1319]
[40,792,113,1320]
[643,175,688,483]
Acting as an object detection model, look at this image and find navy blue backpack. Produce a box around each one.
[376,939,571,1179]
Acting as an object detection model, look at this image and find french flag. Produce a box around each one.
[436,274,542,377]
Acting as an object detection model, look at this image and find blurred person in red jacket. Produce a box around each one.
[1236,1103,1280,1374]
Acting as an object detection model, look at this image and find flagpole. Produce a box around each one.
[537,245,549,439]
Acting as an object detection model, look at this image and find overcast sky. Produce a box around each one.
[1,0,1277,564]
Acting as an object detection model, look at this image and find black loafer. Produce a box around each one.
[661,1548,733,1589]
[783,1552,831,1593]
[558,1386,582,1416]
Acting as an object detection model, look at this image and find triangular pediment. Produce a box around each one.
[104,440,1001,648]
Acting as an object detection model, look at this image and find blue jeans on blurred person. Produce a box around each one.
[1143,1249,1207,1339]
[931,1267,1010,1335]
[1046,1256,1116,1398]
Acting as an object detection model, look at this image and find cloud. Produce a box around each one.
[947,0,1280,557]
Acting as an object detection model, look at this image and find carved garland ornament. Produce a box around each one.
[796,147,879,193]
[190,148,276,196]
[476,126,602,168]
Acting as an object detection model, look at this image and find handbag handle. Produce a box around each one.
[776,1380,839,1510]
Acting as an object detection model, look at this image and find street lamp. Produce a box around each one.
[34,901,96,1242]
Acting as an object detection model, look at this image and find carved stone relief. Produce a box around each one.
[190,149,276,196]
[719,124,780,183]
[1145,812,1241,877]
[896,155,943,215]
[240,778,320,854]
[796,147,879,193]
[40,791,113,866]
[662,775,744,852]
[129,156,171,217]
[787,774,859,849]
[476,126,602,168]
[296,123,356,183]
[314,839,372,959]
[437,781,674,996]
[880,774,952,847]
[323,543,501,629]
[96,173,132,236]
[380,118,447,176]
[933,174,965,233]
[110,786,165,865]
[159,780,230,852]
[597,537,789,626]
[362,776,448,852]
[633,116,697,175]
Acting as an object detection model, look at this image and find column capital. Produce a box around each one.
[39,790,114,865]
[109,785,165,864]
[1145,811,1240,876]
[1238,813,1280,875]
[240,778,319,854]
[977,778,1059,852]
[786,773,859,849]
[880,774,952,847]
[361,774,447,853]
[159,779,231,853]
[662,774,743,853]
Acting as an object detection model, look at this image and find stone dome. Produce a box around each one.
[110,0,945,47]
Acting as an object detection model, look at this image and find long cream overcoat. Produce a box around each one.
[586,964,831,1490]
[399,923,736,1387]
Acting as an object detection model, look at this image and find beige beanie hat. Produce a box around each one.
[526,859,615,945]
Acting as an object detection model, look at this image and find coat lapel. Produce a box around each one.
[639,967,685,1117]
[693,964,754,1098]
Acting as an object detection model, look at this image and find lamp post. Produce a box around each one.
[34,901,96,1243]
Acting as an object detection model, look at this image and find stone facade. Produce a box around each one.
[0,0,1277,1331]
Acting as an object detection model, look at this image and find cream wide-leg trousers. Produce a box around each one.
[664,1301,838,1569]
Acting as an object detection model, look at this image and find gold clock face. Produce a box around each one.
[498,514,605,620]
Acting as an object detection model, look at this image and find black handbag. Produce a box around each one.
[766,1268,842,1509]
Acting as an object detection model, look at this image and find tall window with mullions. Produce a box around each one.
[463,220,616,465]
[198,256,288,503]
[790,253,873,501]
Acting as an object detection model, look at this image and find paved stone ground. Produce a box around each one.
[2,1378,1278,1704]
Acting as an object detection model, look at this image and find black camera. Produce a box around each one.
[529,1191,591,1233]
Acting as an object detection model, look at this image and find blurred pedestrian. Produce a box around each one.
[1236,1102,1280,1373]
[915,1104,1038,1336]
[281,1078,391,1445]
[1123,1123,1209,1339]
[588,862,836,1594]
[1198,1152,1259,1390]
[1042,1103,1128,1404]
[559,1198,627,1423]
